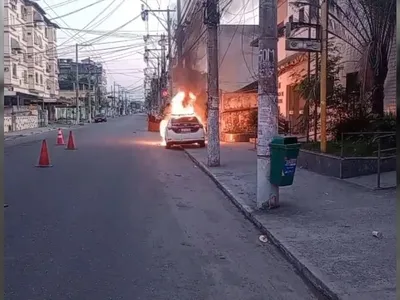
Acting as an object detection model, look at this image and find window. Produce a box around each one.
[21,6,27,20]
[40,74,43,85]
[22,28,27,41]
[310,5,318,22]
[34,33,39,45]
[45,27,48,38]
[10,14,16,29]
[22,51,27,62]
[35,73,39,84]
[12,63,17,78]
[299,8,305,23]
[171,116,200,125]
[288,15,293,23]
[23,71,28,83]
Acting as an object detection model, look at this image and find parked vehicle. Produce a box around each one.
[94,114,107,123]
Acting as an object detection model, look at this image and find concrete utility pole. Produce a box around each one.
[140,3,175,102]
[87,57,92,123]
[112,82,116,117]
[205,0,221,167]
[75,43,80,124]
[320,0,328,152]
[166,9,173,99]
[256,0,279,209]
[176,0,183,68]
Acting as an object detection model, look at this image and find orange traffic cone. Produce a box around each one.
[36,140,52,167]
[55,128,65,145]
[65,131,77,150]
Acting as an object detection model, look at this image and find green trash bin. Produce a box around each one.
[269,136,301,186]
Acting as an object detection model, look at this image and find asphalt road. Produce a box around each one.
[5,115,323,300]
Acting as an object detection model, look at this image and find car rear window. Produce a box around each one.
[96,114,104,117]
[171,117,200,125]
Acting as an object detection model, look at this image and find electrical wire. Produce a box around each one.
[84,13,142,44]
[49,0,108,20]
[57,0,120,46]
[80,0,127,37]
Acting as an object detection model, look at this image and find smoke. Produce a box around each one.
[221,0,258,23]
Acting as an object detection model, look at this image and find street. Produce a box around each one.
[5,115,323,300]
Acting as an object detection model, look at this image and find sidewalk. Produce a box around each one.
[184,143,396,300]
[4,126,59,141]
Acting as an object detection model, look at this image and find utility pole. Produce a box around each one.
[256,0,279,209]
[87,57,92,123]
[176,0,183,69]
[320,0,328,152]
[75,43,80,124]
[159,35,167,109]
[205,0,220,167]
[140,3,175,101]
[166,8,172,99]
[112,82,116,117]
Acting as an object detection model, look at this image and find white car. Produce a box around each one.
[164,115,206,149]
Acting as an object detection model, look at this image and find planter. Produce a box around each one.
[221,132,255,143]
[297,149,396,178]
[148,119,161,132]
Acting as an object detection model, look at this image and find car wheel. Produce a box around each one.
[165,143,172,149]
[199,141,206,148]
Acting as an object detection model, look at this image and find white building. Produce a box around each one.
[4,0,59,110]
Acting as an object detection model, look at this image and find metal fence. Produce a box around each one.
[340,131,396,189]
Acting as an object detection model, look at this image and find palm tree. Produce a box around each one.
[292,0,395,116]
[325,0,395,116]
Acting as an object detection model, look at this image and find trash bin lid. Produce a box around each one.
[270,136,298,145]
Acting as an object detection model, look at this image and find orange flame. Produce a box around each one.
[159,91,203,145]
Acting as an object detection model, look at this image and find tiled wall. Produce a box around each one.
[220,93,258,134]
[4,115,39,132]
[4,117,12,133]
[15,116,39,131]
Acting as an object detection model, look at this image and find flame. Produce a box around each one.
[159,91,203,146]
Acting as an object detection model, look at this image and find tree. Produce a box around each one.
[292,0,396,116]
[290,43,344,141]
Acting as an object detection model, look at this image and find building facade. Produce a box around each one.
[4,0,59,110]
[58,58,108,117]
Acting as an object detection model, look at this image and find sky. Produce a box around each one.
[37,0,259,100]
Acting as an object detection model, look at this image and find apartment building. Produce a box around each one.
[57,58,108,116]
[4,0,59,109]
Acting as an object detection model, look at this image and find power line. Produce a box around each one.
[49,0,108,20]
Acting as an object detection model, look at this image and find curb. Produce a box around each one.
[183,149,340,300]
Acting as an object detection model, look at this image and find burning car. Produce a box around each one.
[159,91,206,149]
[163,114,206,149]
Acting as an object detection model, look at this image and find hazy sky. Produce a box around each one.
[38,0,258,99]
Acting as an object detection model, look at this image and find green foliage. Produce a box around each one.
[290,43,345,138]
[330,112,396,140]
[248,109,289,135]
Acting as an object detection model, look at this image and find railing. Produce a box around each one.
[372,133,396,189]
[340,131,396,189]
